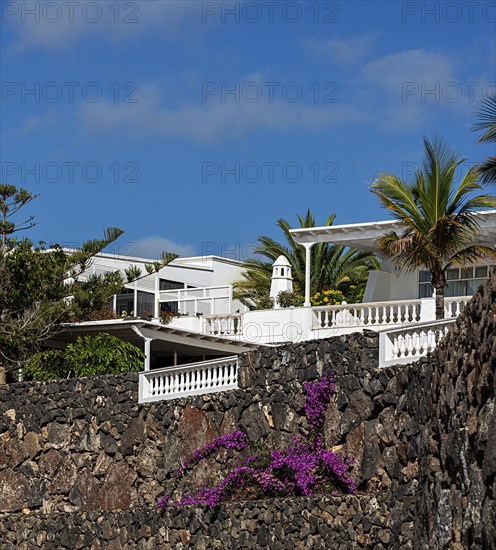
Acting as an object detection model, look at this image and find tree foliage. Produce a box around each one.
[0,184,38,254]
[472,92,496,185]
[233,210,379,308]
[0,185,177,377]
[23,333,145,380]
[371,136,496,319]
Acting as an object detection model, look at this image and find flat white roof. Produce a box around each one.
[290,210,496,252]
[56,319,264,355]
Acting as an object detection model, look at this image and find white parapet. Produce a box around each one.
[312,299,423,331]
[138,356,239,403]
[378,319,456,368]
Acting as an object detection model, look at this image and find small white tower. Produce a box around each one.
[269,255,293,308]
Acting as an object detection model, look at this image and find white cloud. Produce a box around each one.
[10,113,58,136]
[128,236,196,260]
[306,34,378,66]
[4,0,202,53]
[361,49,456,95]
[359,49,464,131]
[79,83,365,143]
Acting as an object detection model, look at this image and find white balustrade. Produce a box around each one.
[158,285,233,316]
[139,356,239,403]
[444,296,471,318]
[203,314,242,337]
[379,319,455,368]
[312,299,422,330]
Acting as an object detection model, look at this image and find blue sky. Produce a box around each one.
[1,0,495,260]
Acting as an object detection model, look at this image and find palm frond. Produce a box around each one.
[472,93,496,143]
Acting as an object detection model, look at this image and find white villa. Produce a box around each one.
[53,210,496,403]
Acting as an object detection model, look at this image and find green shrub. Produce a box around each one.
[66,333,145,376]
[256,294,275,310]
[23,349,71,381]
[23,333,145,380]
[276,290,303,308]
[311,289,345,306]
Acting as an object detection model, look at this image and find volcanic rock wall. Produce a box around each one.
[0,273,494,549]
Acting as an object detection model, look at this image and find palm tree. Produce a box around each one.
[233,210,379,308]
[472,92,496,185]
[371,136,496,319]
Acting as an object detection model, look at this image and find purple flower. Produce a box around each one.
[304,372,335,433]
[157,372,356,509]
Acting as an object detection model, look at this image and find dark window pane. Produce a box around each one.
[475,266,488,278]
[419,283,433,298]
[159,279,184,291]
[446,268,459,280]
[419,271,431,282]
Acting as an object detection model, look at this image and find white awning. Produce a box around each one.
[290,210,496,252]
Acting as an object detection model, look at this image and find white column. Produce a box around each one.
[133,281,138,316]
[154,274,160,318]
[112,294,117,314]
[144,337,152,371]
[303,243,313,307]
[420,297,436,322]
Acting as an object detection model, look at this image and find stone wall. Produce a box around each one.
[0,273,495,549]
[1,494,392,550]
[0,332,384,516]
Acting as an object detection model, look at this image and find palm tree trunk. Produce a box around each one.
[433,272,447,320]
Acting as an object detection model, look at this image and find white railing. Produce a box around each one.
[139,356,239,403]
[159,285,232,316]
[379,319,455,368]
[203,314,243,337]
[312,299,422,330]
[444,296,471,318]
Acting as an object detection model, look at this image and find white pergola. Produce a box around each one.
[290,210,496,307]
[51,319,262,371]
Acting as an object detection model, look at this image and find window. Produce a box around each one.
[419,265,494,298]
[159,279,184,291]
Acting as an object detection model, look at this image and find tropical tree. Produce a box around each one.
[472,92,496,185]
[371,136,496,319]
[0,184,38,254]
[0,185,178,379]
[233,210,379,308]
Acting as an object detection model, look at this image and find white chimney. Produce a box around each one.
[269,255,293,308]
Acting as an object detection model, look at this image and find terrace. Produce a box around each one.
[66,210,495,403]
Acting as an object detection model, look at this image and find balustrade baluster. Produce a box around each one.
[419,331,427,355]
[393,336,399,358]
[406,334,414,356]
[384,304,391,324]
[427,330,435,352]
[412,332,420,355]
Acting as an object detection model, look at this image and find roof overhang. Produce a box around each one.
[49,319,264,357]
[290,210,496,252]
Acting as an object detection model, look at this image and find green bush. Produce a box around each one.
[23,349,71,381]
[256,294,275,310]
[276,290,303,308]
[23,333,145,380]
[66,333,145,376]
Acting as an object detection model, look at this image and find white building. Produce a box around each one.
[54,210,495,402]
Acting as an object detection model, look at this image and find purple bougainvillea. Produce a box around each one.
[157,371,355,509]
[304,371,335,434]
